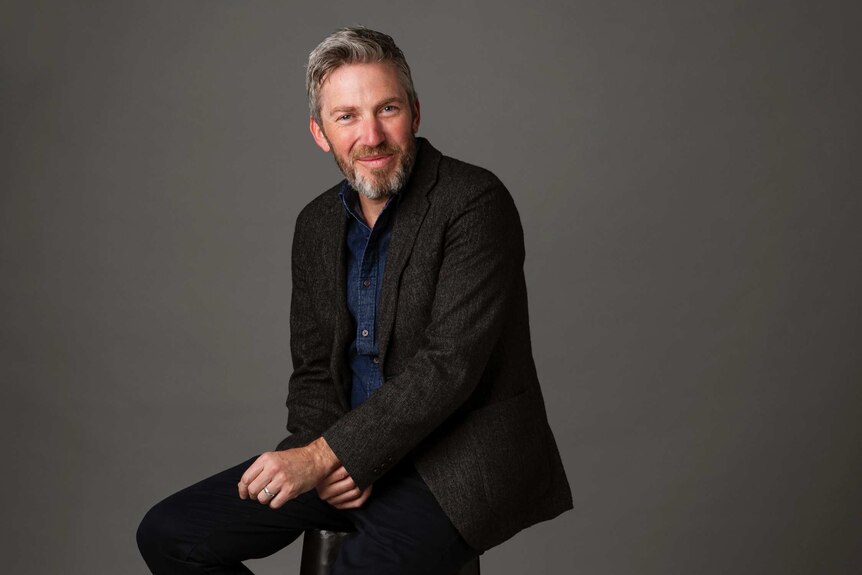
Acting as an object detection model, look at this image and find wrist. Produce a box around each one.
[305,437,340,478]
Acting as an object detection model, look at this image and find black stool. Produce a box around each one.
[299,529,480,575]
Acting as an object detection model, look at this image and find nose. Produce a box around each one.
[358,116,385,148]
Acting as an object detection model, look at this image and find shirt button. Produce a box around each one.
[361,329,369,337]
[363,279,371,288]
[372,356,380,364]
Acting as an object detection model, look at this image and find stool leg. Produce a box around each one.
[459,555,480,575]
[299,530,349,575]
[299,528,480,575]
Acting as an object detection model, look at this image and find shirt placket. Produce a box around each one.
[356,229,378,356]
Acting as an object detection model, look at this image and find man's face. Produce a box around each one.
[310,62,420,200]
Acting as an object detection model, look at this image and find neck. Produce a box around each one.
[356,194,390,229]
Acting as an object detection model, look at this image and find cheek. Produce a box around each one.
[390,125,414,147]
[323,138,345,159]
[332,133,358,155]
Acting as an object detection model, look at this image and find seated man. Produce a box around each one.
[137,26,572,575]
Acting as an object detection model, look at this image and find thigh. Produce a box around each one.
[137,456,354,573]
[332,463,478,575]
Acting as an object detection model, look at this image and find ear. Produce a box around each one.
[411,98,421,134]
[309,116,331,152]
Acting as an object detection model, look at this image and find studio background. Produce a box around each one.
[2,1,860,574]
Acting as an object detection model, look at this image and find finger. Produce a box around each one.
[249,472,276,502]
[248,463,283,501]
[316,467,349,495]
[318,475,357,500]
[334,485,373,510]
[316,471,352,498]
[239,459,265,498]
[268,479,302,509]
[326,485,362,506]
[238,459,265,500]
[240,458,265,487]
[257,467,293,505]
[323,466,350,485]
[256,484,279,505]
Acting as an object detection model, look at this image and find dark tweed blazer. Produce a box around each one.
[277,138,572,550]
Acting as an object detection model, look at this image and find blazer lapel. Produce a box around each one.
[377,139,441,364]
[323,194,353,409]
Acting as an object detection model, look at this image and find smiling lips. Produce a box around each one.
[355,154,394,169]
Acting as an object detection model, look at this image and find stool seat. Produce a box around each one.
[299,529,480,575]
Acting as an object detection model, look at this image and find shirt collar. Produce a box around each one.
[338,181,402,228]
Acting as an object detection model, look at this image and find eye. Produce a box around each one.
[381,105,399,114]
[337,113,353,122]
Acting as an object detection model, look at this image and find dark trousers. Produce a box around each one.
[137,457,477,574]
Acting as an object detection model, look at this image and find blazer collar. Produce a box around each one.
[323,189,352,408]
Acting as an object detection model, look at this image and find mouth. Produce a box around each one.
[355,154,394,169]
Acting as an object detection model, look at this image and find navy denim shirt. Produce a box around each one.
[339,182,400,409]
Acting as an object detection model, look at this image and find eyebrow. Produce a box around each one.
[329,105,357,117]
[328,96,406,117]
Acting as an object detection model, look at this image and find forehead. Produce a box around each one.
[319,62,406,111]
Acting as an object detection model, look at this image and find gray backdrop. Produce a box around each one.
[2,1,860,574]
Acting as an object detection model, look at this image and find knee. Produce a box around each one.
[136,499,180,563]
[136,503,162,558]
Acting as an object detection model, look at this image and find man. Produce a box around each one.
[137,27,572,574]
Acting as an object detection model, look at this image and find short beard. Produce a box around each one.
[331,137,417,200]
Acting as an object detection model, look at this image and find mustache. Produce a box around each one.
[350,144,401,162]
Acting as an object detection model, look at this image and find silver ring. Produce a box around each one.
[263,487,275,499]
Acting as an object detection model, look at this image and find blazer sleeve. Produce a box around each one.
[322,173,524,487]
[277,211,346,450]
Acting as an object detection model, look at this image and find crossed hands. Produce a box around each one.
[238,437,373,510]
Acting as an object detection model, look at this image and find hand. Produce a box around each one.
[238,437,338,509]
[316,466,373,509]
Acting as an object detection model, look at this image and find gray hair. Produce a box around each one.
[306,27,417,125]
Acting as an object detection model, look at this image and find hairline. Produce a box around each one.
[306,27,417,126]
